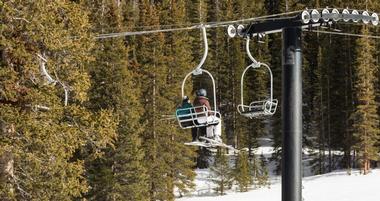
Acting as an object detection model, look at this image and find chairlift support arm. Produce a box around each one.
[244,16,304,37]
[195,26,208,71]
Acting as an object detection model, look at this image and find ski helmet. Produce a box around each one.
[196,89,207,97]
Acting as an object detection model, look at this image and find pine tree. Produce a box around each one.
[265,0,284,175]
[211,149,233,195]
[257,153,270,188]
[82,0,150,200]
[233,151,251,192]
[350,26,380,175]
[212,0,235,147]
[135,2,169,200]
[248,153,261,188]
[373,0,380,168]
[0,1,116,200]
[159,0,197,198]
[135,1,197,200]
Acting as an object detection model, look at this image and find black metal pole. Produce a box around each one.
[282,27,302,201]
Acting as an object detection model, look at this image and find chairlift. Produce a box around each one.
[176,26,221,129]
[237,37,278,118]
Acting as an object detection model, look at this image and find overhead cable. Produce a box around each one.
[95,10,303,39]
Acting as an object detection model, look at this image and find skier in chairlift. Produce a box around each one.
[177,96,199,141]
[176,96,193,127]
[193,88,222,143]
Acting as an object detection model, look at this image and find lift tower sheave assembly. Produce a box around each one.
[228,8,380,201]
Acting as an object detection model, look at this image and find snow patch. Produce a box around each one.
[177,169,380,201]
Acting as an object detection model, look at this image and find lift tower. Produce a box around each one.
[229,8,379,201]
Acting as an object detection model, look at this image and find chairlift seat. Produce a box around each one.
[176,105,220,129]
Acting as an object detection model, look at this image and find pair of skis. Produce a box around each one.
[184,136,238,152]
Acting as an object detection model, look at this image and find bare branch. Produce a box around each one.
[36,53,57,84]
[11,17,31,23]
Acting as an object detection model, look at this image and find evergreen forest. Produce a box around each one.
[1,0,380,200]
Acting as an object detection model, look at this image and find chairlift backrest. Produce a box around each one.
[240,63,274,106]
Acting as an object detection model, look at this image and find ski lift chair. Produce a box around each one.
[176,68,221,129]
[237,38,278,118]
[175,26,221,129]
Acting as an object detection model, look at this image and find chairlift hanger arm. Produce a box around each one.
[195,26,208,71]
[246,38,259,65]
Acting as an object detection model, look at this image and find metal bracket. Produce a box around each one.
[192,68,203,75]
[251,62,261,68]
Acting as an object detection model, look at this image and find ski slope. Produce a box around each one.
[177,169,380,201]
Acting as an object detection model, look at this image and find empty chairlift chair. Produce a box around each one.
[237,38,278,118]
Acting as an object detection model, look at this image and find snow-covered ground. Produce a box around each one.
[177,169,380,201]
[177,137,379,201]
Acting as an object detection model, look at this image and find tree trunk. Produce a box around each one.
[0,151,14,180]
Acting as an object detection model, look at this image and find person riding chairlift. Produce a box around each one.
[193,88,222,143]
[176,96,193,126]
[177,96,199,141]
